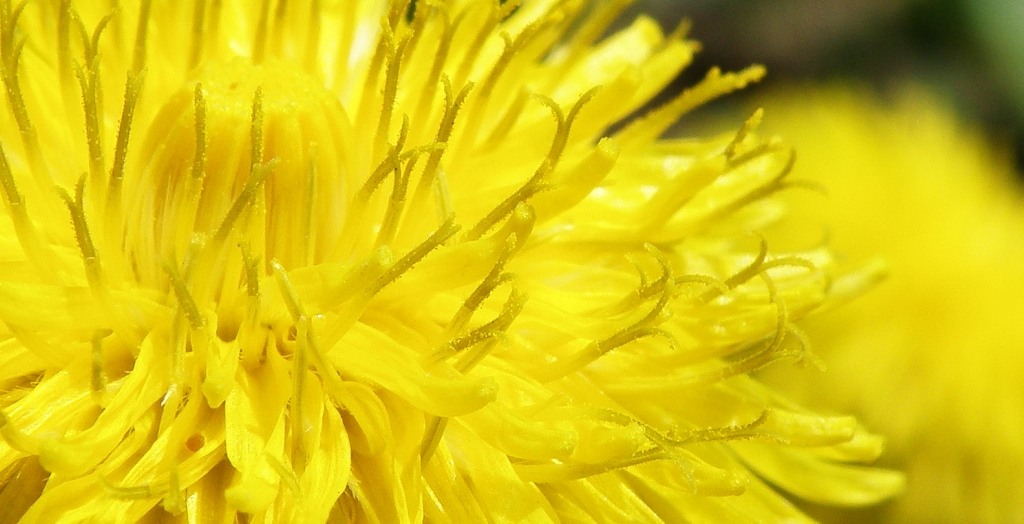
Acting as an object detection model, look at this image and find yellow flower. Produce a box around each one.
[756,85,1024,521]
[0,1,900,522]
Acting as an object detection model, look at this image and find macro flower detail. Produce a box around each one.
[756,85,1024,522]
[0,1,901,522]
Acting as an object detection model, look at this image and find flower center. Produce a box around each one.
[125,58,352,284]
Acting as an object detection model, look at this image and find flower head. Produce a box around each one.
[0,1,900,521]
[757,84,1024,522]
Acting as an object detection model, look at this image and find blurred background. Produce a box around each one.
[615,1,1024,522]
[625,0,1024,167]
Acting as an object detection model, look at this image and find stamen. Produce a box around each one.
[208,0,224,50]
[107,71,145,220]
[179,234,206,288]
[57,175,103,291]
[464,89,594,240]
[75,63,105,186]
[677,148,795,239]
[387,0,413,30]
[431,287,526,363]
[554,0,630,67]
[272,260,307,323]
[452,3,500,86]
[210,166,274,243]
[271,261,355,450]
[408,77,472,221]
[131,0,152,73]
[786,324,824,371]
[431,162,454,224]
[639,244,674,294]
[349,17,393,132]
[88,11,117,63]
[675,274,729,299]
[189,0,206,69]
[536,245,675,382]
[498,0,527,22]
[464,182,548,241]
[74,10,116,187]
[727,138,782,168]
[453,28,524,150]
[602,243,676,315]
[701,237,769,302]
[163,262,206,332]
[0,143,55,274]
[271,0,289,55]
[376,137,442,248]
[537,315,672,383]
[480,87,528,147]
[241,242,261,301]
[419,417,448,464]
[410,8,453,125]
[238,242,264,365]
[191,84,206,181]
[343,137,444,253]
[398,0,429,62]
[487,5,567,96]
[160,390,205,513]
[2,34,48,184]
[514,449,669,483]
[627,252,652,292]
[447,262,516,338]
[759,256,819,274]
[453,329,502,372]
[724,108,764,160]
[375,150,416,248]
[663,410,770,445]
[665,17,694,44]
[371,215,459,295]
[212,92,276,245]
[447,207,533,336]
[471,30,518,101]
[358,116,410,197]
[373,35,409,160]
[252,0,272,63]
[57,0,75,108]
[0,0,28,52]
[759,272,788,357]
[724,333,805,381]
[616,66,766,149]
[249,87,265,171]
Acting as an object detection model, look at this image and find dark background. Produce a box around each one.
[622,0,1024,169]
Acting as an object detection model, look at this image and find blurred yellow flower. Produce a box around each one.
[757,85,1024,522]
[0,1,901,521]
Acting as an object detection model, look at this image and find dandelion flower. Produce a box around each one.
[0,1,901,521]
[756,85,1024,522]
